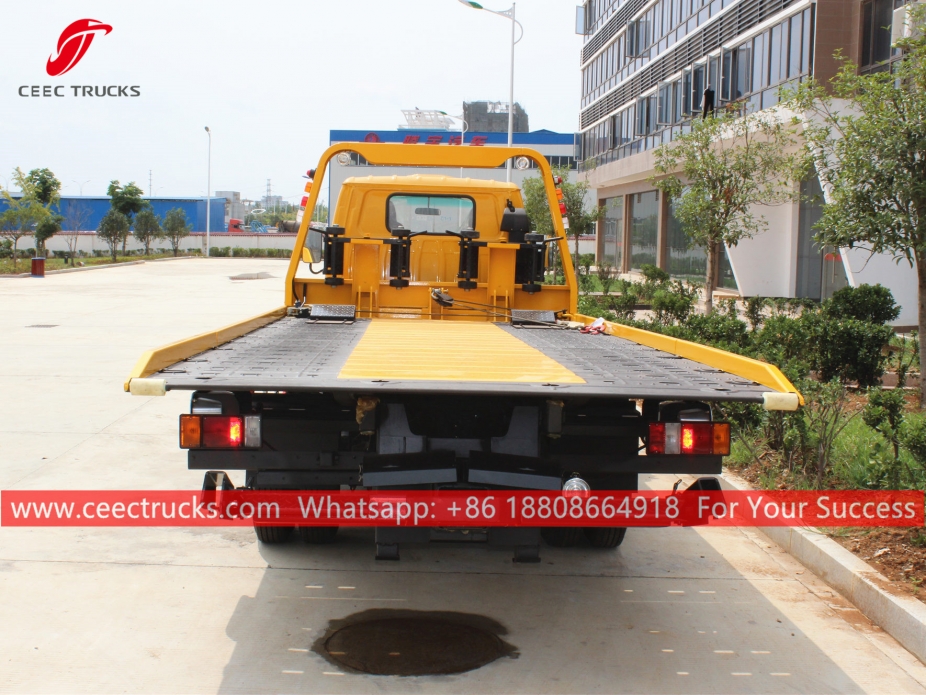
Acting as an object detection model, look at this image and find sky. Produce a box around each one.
[0,0,585,207]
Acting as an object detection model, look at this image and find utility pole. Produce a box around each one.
[149,170,152,196]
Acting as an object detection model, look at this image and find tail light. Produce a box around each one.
[647,422,730,456]
[180,415,261,449]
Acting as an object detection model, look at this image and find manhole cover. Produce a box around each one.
[317,610,516,676]
[229,272,273,281]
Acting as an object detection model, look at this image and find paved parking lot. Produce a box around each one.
[2,259,926,693]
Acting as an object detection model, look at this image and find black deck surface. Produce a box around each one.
[153,317,772,402]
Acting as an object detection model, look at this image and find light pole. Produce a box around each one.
[72,179,90,196]
[204,127,211,257]
[457,0,522,182]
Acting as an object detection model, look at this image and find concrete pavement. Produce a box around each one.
[1,259,925,693]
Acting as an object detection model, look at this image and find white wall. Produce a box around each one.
[723,201,795,297]
[842,248,919,326]
[39,232,297,255]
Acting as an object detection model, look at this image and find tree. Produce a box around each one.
[98,210,129,262]
[132,208,162,256]
[107,180,149,255]
[163,207,190,257]
[650,108,805,313]
[789,8,926,405]
[523,165,604,264]
[34,214,63,256]
[25,168,62,256]
[0,168,52,270]
[61,200,91,266]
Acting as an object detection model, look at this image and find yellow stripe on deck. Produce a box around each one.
[338,321,586,384]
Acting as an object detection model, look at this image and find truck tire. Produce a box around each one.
[298,526,339,544]
[254,525,293,544]
[584,527,626,548]
[541,527,583,547]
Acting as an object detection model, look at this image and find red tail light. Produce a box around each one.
[180,415,260,449]
[647,422,730,456]
[648,422,666,454]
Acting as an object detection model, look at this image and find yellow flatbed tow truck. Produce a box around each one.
[125,143,801,560]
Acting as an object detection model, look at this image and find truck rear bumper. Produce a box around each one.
[188,450,721,479]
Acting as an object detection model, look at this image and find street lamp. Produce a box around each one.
[204,127,211,257]
[72,179,90,196]
[456,0,523,182]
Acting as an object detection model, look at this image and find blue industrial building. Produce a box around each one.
[0,196,225,233]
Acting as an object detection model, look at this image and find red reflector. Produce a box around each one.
[648,422,666,455]
[680,423,713,455]
[202,416,244,448]
[300,196,309,207]
[558,201,567,215]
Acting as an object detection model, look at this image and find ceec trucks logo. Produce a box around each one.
[46,19,112,77]
[19,19,140,98]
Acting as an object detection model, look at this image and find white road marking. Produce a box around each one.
[298,597,407,602]
[714,650,734,654]
[282,670,303,675]
[288,648,309,653]
[323,672,344,676]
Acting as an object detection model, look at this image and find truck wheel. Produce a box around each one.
[584,527,626,548]
[299,526,339,544]
[254,525,293,544]
[541,527,583,547]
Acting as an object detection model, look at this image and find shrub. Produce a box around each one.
[810,317,893,387]
[651,281,697,325]
[899,413,926,466]
[824,284,900,325]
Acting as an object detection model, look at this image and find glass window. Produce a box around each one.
[691,63,705,113]
[718,246,738,289]
[721,50,733,101]
[667,194,706,281]
[862,1,874,66]
[872,0,895,65]
[789,13,803,79]
[753,32,768,90]
[795,176,825,299]
[630,191,659,270]
[600,196,624,270]
[386,195,474,235]
[778,20,789,83]
[681,68,692,114]
[769,24,782,85]
[802,8,813,74]
[736,43,751,98]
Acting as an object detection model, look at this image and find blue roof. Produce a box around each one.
[329,129,575,145]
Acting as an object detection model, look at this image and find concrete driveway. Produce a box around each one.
[1,259,925,693]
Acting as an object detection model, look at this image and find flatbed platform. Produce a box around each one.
[151,317,772,402]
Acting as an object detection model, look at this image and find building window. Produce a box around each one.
[630,191,659,270]
[599,196,624,270]
[667,194,706,282]
[861,0,904,72]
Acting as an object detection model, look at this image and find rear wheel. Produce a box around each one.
[299,526,339,544]
[541,527,584,547]
[254,525,294,544]
[584,527,626,548]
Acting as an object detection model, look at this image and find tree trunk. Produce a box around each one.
[703,242,717,314]
[111,242,117,263]
[121,235,127,257]
[12,237,19,270]
[917,249,926,408]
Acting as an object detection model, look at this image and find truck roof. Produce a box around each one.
[341,174,521,192]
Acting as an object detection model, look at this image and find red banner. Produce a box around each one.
[1,490,922,527]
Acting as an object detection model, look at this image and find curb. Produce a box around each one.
[721,469,926,664]
[0,256,202,278]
